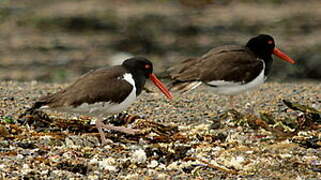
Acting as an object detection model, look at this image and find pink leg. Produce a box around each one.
[229,95,235,109]
[96,118,139,145]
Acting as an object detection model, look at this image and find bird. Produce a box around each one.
[168,34,296,107]
[29,57,173,145]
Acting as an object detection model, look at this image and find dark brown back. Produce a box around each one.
[36,66,133,108]
[169,45,264,84]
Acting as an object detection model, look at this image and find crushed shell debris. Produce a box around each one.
[0,81,320,179]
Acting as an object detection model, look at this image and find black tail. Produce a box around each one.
[18,101,47,119]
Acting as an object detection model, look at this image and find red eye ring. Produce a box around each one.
[145,64,151,69]
[268,40,273,44]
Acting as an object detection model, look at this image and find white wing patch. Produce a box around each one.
[186,81,203,92]
[207,80,241,86]
[207,61,266,95]
[50,73,137,117]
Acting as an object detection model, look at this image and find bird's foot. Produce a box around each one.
[101,123,140,135]
[100,136,113,146]
[96,119,140,145]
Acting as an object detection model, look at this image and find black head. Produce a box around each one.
[122,57,153,78]
[121,56,173,100]
[246,34,275,59]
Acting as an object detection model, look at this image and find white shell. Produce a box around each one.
[131,149,147,164]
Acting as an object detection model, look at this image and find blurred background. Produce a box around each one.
[0,0,320,82]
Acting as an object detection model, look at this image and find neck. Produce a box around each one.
[246,46,274,76]
[127,70,146,96]
[132,73,146,96]
[262,56,273,76]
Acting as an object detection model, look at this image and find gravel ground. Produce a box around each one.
[0,81,320,179]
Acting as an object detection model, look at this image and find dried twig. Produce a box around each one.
[184,157,238,175]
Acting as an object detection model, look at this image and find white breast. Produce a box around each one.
[207,61,266,95]
[48,73,137,117]
[107,73,137,113]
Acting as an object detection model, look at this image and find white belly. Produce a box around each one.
[58,92,136,117]
[207,66,266,95]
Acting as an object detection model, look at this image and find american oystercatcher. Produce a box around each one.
[31,57,173,144]
[168,34,295,105]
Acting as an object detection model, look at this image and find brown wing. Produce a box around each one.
[169,45,263,84]
[168,57,201,81]
[35,66,133,108]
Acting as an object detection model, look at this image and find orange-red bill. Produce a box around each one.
[149,73,173,100]
[273,48,296,64]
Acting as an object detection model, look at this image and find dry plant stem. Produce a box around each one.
[184,157,238,175]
